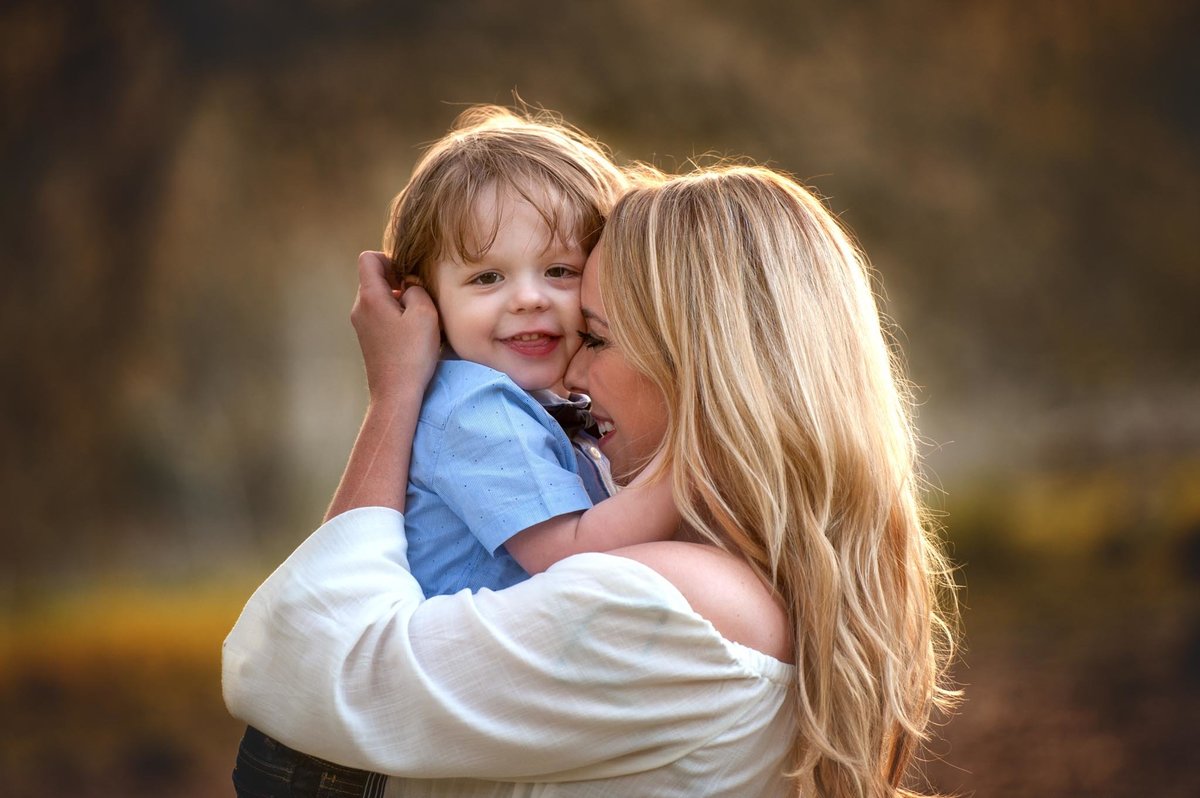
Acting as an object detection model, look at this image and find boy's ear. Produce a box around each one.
[401,272,436,305]
[386,267,424,294]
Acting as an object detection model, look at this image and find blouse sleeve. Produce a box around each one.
[222,507,777,782]
[431,376,592,554]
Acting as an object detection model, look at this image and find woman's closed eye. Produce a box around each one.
[576,330,607,350]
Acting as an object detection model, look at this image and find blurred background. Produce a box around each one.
[2,1,1197,795]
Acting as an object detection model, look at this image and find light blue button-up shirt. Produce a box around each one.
[405,360,597,596]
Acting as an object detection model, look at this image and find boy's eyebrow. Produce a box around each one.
[581,309,609,329]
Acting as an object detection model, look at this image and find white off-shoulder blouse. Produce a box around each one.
[223,507,795,797]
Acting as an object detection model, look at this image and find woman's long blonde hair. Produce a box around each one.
[599,165,959,798]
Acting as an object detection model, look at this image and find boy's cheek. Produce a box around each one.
[561,332,583,361]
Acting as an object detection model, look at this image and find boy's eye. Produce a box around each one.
[576,330,607,350]
[545,265,578,280]
[470,272,503,286]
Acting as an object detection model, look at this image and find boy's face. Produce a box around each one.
[432,188,586,393]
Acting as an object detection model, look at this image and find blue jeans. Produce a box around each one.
[233,726,386,798]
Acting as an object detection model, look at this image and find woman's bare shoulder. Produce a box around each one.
[609,541,793,664]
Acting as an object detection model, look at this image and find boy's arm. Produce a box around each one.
[504,455,680,574]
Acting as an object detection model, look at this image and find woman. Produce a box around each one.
[224,165,959,797]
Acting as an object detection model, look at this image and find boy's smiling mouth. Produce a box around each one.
[502,332,561,357]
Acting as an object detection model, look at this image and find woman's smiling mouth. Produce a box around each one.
[594,418,616,445]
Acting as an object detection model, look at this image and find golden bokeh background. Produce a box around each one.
[2,1,1198,795]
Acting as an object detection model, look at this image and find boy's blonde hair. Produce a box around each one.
[599,165,959,798]
[384,105,626,294]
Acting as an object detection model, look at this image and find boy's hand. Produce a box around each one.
[351,251,441,403]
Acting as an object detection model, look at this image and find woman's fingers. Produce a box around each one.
[396,284,441,363]
[356,251,395,304]
[350,251,441,402]
[357,250,390,283]
[396,282,434,313]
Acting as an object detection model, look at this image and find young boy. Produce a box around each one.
[232,106,677,797]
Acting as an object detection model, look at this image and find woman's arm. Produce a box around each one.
[222,507,780,781]
[324,251,440,519]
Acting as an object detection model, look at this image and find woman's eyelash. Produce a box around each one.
[576,331,606,350]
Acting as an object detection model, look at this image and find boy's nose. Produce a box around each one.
[510,280,550,312]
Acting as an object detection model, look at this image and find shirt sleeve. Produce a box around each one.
[222,507,777,782]
[432,378,593,553]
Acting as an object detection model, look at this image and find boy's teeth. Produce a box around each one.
[512,333,547,341]
[597,421,615,435]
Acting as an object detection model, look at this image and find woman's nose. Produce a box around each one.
[564,344,589,393]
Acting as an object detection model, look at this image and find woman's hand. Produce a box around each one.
[324,252,439,520]
[350,251,441,404]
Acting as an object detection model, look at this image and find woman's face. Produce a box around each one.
[565,242,668,484]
